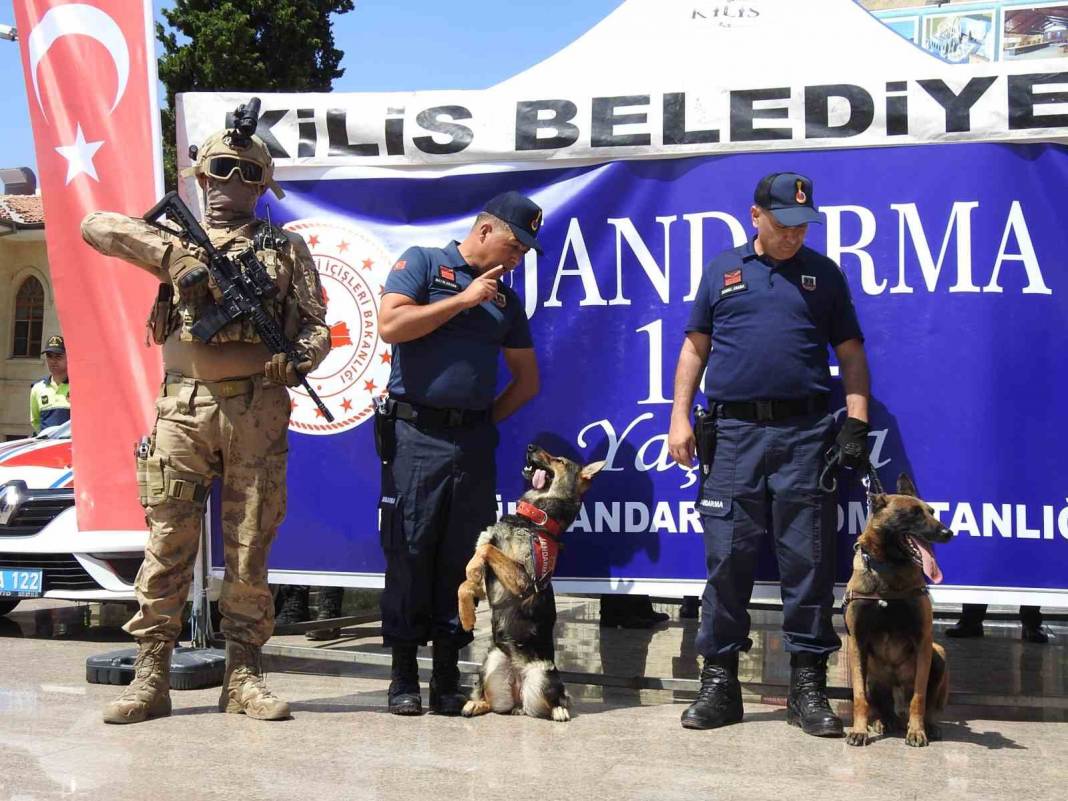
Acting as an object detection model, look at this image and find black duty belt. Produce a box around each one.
[382,397,490,428]
[713,394,828,423]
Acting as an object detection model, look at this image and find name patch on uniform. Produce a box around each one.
[719,282,748,298]
[431,276,461,292]
[801,275,817,291]
[723,269,742,287]
[439,266,456,282]
[493,291,507,308]
[699,498,727,510]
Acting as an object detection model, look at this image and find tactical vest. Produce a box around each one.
[148,221,295,346]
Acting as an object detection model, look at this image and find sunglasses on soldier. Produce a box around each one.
[205,156,265,184]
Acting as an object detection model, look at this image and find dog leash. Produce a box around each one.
[819,447,884,504]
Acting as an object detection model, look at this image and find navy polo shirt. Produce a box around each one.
[383,241,533,410]
[686,239,862,402]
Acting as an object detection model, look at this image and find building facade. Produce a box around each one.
[0,193,61,440]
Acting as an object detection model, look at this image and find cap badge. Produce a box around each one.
[530,210,543,232]
[795,179,807,205]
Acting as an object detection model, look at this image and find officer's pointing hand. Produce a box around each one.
[265,352,312,388]
[459,265,505,308]
[668,416,696,468]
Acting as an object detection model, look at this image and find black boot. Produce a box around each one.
[600,595,669,629]
[786,653,843,737]
[1020,606,1049,644]
[274,585,310,627]
[388,644,421,715]
[680,653,743,730]
[428,640,467,716]
[679,596,700,620]
[945,603,985,638]
[306,587,344,641]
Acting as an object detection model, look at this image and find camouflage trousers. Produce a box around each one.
[125,375,290,646]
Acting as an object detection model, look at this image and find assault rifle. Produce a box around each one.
[144,190,334,422]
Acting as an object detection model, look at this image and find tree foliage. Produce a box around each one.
[156,0,354,188]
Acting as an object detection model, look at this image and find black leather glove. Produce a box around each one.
[835,417,870,470]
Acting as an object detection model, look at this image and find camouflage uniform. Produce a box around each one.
[82,127,329,723]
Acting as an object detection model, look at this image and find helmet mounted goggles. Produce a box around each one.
[205,156,266,184]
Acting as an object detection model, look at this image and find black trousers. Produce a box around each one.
[695,413,840,658]
[378,418,498,647]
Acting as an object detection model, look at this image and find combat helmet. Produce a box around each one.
[180,97,284,199]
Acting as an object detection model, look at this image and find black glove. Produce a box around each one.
[835,417,870,470]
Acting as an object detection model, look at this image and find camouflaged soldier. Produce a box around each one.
[81,121,330,725]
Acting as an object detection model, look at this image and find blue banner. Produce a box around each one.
[219,142,1067,597]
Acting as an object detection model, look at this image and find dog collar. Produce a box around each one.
[516,501,564,539]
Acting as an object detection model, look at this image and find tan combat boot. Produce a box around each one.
[218,640,291,720]
[102,639,173,724]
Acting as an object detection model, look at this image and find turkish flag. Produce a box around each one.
[14,0,163,531]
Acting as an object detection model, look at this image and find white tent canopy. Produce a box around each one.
[179,0,1068,181]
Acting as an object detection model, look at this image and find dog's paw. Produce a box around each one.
[846,730,870,747]
[459,609,476,632]
[461,700,489,718]
[551,706,571,723]
[510,707,525,716]
[905,726,929,747]
[868,719,885,735]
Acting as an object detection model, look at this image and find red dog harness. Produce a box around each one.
[516,501,564,592]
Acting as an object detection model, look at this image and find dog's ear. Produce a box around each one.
[870,493,889,513]
[896,473,918,497]
[580,460,607,481]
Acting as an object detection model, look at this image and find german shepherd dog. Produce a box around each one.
[845,473,954,747]
[457,444,604,722]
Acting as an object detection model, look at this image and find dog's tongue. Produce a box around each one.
[909,536,943,584]
[532,469,547,490]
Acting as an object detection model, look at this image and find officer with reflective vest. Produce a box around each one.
[375,191,542,715]
[81,115,330,724]
[30,335,71,434]
[668,173,872,737]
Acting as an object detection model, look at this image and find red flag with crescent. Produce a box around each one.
[13,0,164,531]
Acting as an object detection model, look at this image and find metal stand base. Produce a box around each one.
[86,646,226,689]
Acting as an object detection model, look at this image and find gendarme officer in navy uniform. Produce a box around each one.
[668,173,872,737]
[375,191,542,715]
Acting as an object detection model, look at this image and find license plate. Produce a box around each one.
[0,568,43,598]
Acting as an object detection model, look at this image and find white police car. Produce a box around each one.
[0,422,146,616]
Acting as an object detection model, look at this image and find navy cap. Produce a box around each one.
[483,191,544,254]
[754,173,822,227]
[42,335,65,355]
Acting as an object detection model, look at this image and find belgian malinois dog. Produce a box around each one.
[457,444,604,722]
[845,473,954,747]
